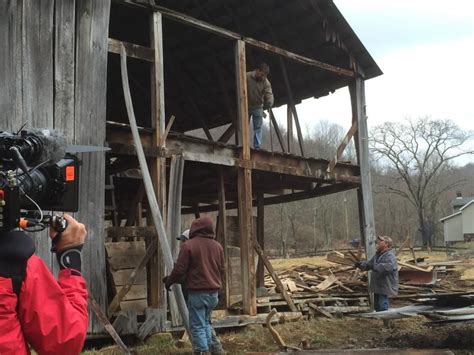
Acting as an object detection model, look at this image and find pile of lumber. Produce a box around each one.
[264,251,469,300]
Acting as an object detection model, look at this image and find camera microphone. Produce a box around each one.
[28,129,67,166]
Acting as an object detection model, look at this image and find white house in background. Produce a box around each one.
[440,199,474,244]
[440,212,463,244]
[460,200,474,241]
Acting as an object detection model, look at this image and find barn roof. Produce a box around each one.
[108,0,382,132]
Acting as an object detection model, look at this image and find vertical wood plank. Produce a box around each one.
[349,77,376,261]
[235,40,250,160]
[235,39,256,315]
[149,10,167,308]
[54,0,76,136]
[256,192,265,288]
[237,168,256,315]
[217,168,229,308]
[53,0,76,276]
[287,105,293,154]
[279,58,305,156]
[0,0,22,132]
[75,0,111,333]
[166,155,184,326]
[22,0,55,266]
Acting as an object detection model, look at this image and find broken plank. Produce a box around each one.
[254,242,298,312]
[326,251,356,266]
[315,274,338,291]
[399,261,434,272]
[307,302,333,318]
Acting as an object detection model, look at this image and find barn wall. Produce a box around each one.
[461,204,474,235]
[0,0,111,333]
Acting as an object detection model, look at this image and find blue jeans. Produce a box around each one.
[188,291,219,352]
[374,293,389,311]
[249,107,264,149]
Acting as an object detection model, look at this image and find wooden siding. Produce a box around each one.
[0,0,111,333]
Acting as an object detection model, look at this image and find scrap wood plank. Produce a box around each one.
[254,241,298,312]
[315,274,338,291]
[335,280,354,293]
[282,279,300,293]
[89,294,131,354]
[307,302,333,319]
[399,261,434,272]
[326,251,356,266]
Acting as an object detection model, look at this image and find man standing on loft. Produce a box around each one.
[247,62,274,149]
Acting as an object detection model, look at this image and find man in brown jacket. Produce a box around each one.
[247,62,274,149]
[164,217,225,354]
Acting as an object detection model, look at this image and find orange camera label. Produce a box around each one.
[65,166,75,181]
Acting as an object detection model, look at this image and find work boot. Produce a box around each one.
[210,345,226,354]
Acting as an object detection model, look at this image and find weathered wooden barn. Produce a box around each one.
[0,0,381,334]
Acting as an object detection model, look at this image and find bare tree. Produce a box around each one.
[370,117,473,247]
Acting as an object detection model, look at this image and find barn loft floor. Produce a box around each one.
[106,121,360,212]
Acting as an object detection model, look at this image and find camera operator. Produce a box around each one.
[0,214,88,354]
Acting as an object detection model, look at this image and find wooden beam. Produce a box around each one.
[269,109,286,153]
[237,167,256,315]
[166,154,185,326]
[327,120,358,173]
[217,168,230,308]
[108,37,154,62]
[235,39,256,315]
[149,11,167,308]
[287,105,293,154]
[254,242,298,312]
[279,58,305,157]
[350,77,375,311]
[139,3,355,77]
[350,78,375,261]
[244,37,354,77]
[181,182,357,214]
[235,40,250,159]
[116,0,355,78]
[119,43,191,336]
[218,123,235,143]
[106,141,361,184]
[290,104,306,157]
[256,192,265,288]
[89,294,131,354]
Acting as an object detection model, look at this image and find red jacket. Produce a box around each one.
[0,255,88,354]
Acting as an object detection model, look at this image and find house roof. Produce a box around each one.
[460,199,474,211]
[439,211,462,223]
[108,0,382,131]
[451,197,474,208]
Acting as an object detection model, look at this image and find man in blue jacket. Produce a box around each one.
[356,235,399,312]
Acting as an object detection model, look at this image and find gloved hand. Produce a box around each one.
[50,214,87,271]
[354,261,362,269]
[162,276,172,291]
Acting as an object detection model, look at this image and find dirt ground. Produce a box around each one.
[86,248,474,354]
[89,317,474,354]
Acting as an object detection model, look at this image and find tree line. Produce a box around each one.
[258,116,474,255]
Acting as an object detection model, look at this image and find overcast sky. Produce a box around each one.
[273,0,474,143]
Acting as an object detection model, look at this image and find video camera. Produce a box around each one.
[0,129,79,233]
